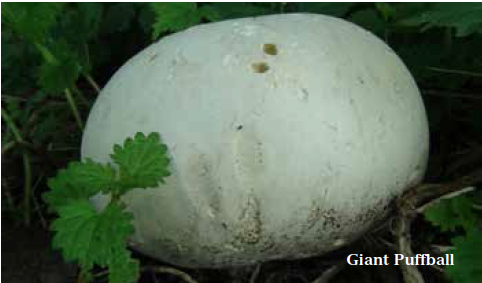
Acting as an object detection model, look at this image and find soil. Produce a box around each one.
[2,217,77,283]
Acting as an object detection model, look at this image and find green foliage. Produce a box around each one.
[44,132,170,282]
[375,3,397,21]
[446,230,482,283]
[112,132,170,193]
[44,160,115,213]
[1,3,65,44]
[149,2,283,39]
[52,200,138,283]
[37,41,82,93]
[399,3,482,36]
[424,195,478,232]
[58,3,104,44]
[424,194,482,283]
[199,3,274,21]
[150,2,203,39]
[349,9,386,35]
[296,2,356,17]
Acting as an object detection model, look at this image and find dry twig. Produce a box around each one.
[143,265,198,283]
[311,262,346,283]
[249,264,261,283]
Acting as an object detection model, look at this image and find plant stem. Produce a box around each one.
[84,74,101,93]
[35,42,58,64]
[32,174,48,229]
[35,42,87,128]
[428,67,482,78]
[82,44,101,93]
[64,88,84,130]
[2,140,16,155]
[1,108,32,226]
[22,153,32,226]
[72,85,90,106]
[1,108,24,143]
[143,266,199,283]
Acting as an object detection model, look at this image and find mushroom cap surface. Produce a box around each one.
[81,13,429,268]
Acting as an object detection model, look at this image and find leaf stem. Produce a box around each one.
[72,85,90,106]
[2,140,16,155]
[64,88,84,130]
[84,74,101,93]
[22,153,32,226]
[35,42,58,64]
[1,108,33,226]
[428,67,482,78]
[1,108,25,143]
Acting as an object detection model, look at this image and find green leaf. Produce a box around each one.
[349,9,387,35]
[44,132,170,282]
[1,28,40,93]
[58,3,104,46]
[51,200,134,275]
[37,41,81,93]
[108,250,139,283]
[446,230,482,283]
[44,159,115,213]
[424,196,477,232]
[138,4,156,35]
[150,2,202,39]
[296,3,355,17]
[399,3,482,36]
[101,3,136,34]
[375,3,396,21]
[111,132,170,193]
[1,3,65,44]
[77,3,104,40]
[200,3,273,21]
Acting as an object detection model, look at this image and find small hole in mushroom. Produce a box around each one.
[252,62,269,73]
[263,43,278,55]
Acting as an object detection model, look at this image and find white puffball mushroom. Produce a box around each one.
[81,14,429,268]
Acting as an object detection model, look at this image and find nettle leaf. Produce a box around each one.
[111,132,170,193]
[424,195,477,232]
[296,3,355,17]
[446,230,482,283]
[51,200,136,282]
[58,3,104,46]
[37,41,81,93]
[44,132,170,281]
[1,29,40,93]
[150,2,202,39]
[108,250,139,283]
[44,159,115,213]
[1,2,65,44]
[399,3,482,36]
[200,3,273,21]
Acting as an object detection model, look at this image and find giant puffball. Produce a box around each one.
[81,13,429,268]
